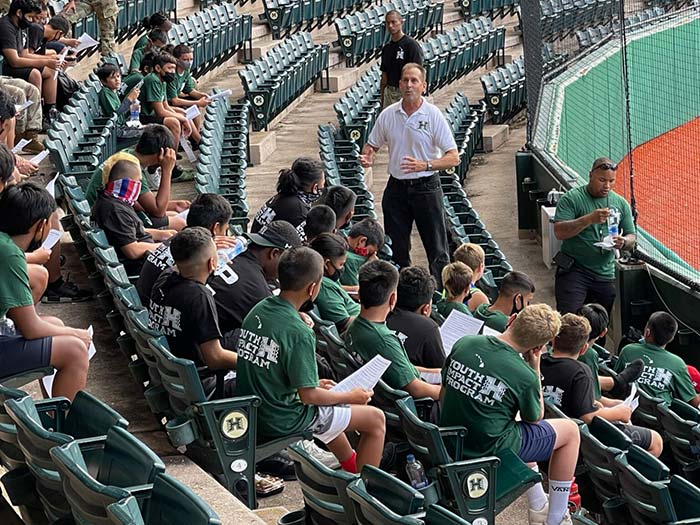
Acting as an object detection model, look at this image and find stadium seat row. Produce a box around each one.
[335,0,444,67]
[575,8,664,50]
[454,0,519,21]
[261,0,373,39]
[443,92,484,182]
[166,4,254,77]
[540,0,620,42]
[48,0,177,59]
[334,64,382,148]
[0,385,221,524]
[480,57,525,124]
[421,17,506,92]
[196,93,251,232]
[239,32,330,131]
[542,42,568,71]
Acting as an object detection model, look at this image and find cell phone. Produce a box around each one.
[132,80,144,91]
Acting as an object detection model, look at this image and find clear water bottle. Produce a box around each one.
[607,208,620,237]
[0,316,16,336]
[217,237,248,266]
[405,454,429,489]
[129,100,140,123]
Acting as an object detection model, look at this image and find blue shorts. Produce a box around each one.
[518,420,556,463]
[0,335,52,380]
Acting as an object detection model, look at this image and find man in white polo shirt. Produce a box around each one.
[360,63,458,286]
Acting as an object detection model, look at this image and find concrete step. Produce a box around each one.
[254,506,292,525]
[482,124,509,151]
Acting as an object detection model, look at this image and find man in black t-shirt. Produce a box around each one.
[91,155,174,274]
[541,313,663,457]
[379,10,423,107]
[386,266,445,368]
[209,220,302,346]
[137,193,233,304]
[149,228,238,395]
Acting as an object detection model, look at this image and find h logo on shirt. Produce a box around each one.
[396,47,404,60]
[417,121,428,131]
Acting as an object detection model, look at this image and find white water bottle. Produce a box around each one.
[405,454,429,489]
[217,237,248,267]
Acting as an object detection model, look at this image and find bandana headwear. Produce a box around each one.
[105,178,141,206]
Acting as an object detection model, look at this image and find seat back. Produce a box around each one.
[656,399,700,468]
[579,417,631,500]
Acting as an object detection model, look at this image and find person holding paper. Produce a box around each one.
[435,262,473,319]
[0,76,42,153]
[541,314,662,457]
[236,247,386,473]
[60,0,119,55]
[473,271,536,333]
[386,266,445,368]
[309,233,360,333]
[345,260,442,400]
[96,63,141,142]
[440,304,580,525]
[615,311,700,407]
[0,88,38,175]
[339,218,385,288]
[167,44,210,148]
[26,14,71,55]
[453,242,490,312]
[139,53,193,149]
[0,182,90,401]
[0,1,61,127]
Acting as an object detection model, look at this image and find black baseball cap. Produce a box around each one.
[246,220,302,249]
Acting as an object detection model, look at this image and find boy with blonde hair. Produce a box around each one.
[453,242,489,311]
[436,261,472,318]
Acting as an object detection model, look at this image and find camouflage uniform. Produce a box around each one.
[63,0,119,55]
[0,76,41,134]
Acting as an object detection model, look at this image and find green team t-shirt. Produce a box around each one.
[99,87,126,126]
[554,186,634,279]
[436,300,472,319]
[473,303,509,332]
[85,148,150,207]
[345,316,420,390]
[614,342,696,404]
[236,296,319,440]
[578,346,601,400]
[139,72,166,116]
[166,69,195,100]
[440,335,541,458]
[0,233,34,319]
[129,46,145,73]
[315,276,360,328]
[339,251,368,286]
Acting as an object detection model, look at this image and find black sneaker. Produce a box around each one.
[256,451,297,481]
[42,276,93,303]
[609,358,645,398]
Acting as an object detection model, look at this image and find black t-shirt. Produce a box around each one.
[208,250,272,334]
[136,237,174,304]
[380,35,424,88]
[0,16,22,56]
[540,354,597,419]
[91,192,153,274]
[250,193,309,233]
[148,269,222,367]
[26,23,45,53]
[386,308,445,369]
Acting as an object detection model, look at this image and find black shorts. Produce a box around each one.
[148,214,169,229]
[4,65,42,82]
[616,423,653,450]
[140,114,164,125]
[0,335,52,380]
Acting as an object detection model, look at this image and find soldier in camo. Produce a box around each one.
[61,0,119,55]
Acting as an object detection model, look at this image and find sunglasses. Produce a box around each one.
[594,162,617,171]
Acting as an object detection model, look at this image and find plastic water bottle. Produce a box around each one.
[129,100,140,123]
[217,237,248,266]
[405,454,429,489]
[0,316,16,336]
[607,208,620,237]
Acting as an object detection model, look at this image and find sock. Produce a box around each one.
[526,465,548,511]
[339,450,357,474]
[547,479,573,525]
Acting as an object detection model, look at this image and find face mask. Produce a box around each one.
[510,295,523,316]
[298,190,321,206]
[18,16,30,29]
[354,246,369,257]
[27,222,45,252]
[104,178,141,206]
[162,72,176,83]
[327,262,342,282]
[178,60,193,70]
[300,298,314,312]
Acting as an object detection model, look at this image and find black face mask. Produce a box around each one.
[299,298,315,312]
[27,223,45,252]
[162,72,176,83]
[18,16,30,29]
[327,262,342,282]
[510,294,523,316]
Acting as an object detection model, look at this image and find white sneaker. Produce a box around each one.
[528,501,572,525]
[299,440,341,469]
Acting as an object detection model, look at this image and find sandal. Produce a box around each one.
[255,473,284,498]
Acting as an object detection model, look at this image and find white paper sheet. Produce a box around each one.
[42,326,96,397]
[75,33,99,52]
[30,150,50,164]
[44,172,60,197]
[482,325,502,336]
[440,310,484,355]
[11,138,30,153]
[54,47,70,79]
[420,371,441,384]
[177,208,190,220]
[622,382,639,413]
[40,229,62,250]
[331,355,391,393]
[184,105,201,121]
[180,135,197,162]
[208,89,232,102]
[14,100,33,113]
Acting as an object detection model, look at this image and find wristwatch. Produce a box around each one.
[426,161,433,172]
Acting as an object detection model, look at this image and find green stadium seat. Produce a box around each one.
[632,388,665,432]
[656,399,700,484]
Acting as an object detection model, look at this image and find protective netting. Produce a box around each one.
[527,4,700,286]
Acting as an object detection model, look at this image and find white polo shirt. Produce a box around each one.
[367,98,458,180]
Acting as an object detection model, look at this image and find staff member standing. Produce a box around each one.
[360,63,458,286]
[553,157,636,315]
[379,10,423,107]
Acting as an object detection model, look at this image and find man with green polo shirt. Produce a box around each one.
[553,157,636,315]
[166,44,209,148]
[440,304,580,525]
[614,311,699,406]
[473,271,535,333]
[345,259,441,400]
[236,247,386,473]
[339,218,384,288]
